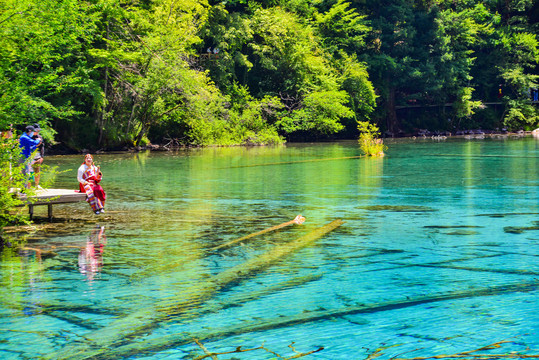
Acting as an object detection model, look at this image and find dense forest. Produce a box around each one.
[1,0,538,150]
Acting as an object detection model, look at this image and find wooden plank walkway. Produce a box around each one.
[17,189,86,221]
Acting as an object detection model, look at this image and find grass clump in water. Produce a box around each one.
[357,121,386,157]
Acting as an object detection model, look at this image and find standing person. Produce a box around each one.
[31,123,45,189]
[77,154,106,214]
[18,125,42,189]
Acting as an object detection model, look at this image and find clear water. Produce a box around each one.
[1,137,538,359]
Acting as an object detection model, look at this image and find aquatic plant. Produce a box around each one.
[192,339,323,359]
[357,121,387,157]
[364,339,538,360]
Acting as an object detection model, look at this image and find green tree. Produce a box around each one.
[0,0,100,141]
[89,0,283,147]
[314,0,370,56]
[498,31,539,129]
[231,4,374,137]
[357,0,435,133]
[433,3,495,125]
[314,1,376,131]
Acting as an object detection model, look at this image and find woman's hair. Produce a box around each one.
[83,154,93,164]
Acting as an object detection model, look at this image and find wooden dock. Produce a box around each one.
[18,188,87,220]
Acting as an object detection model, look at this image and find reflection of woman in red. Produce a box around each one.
[78,226,107,281]
[78,154,106,214]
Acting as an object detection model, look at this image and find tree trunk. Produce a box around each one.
[135,124,147,146]
[98,20,110,146]
[125,100,137,139]
[386,85,398,134]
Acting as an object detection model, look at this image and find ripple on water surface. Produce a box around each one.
[1,139,538,359]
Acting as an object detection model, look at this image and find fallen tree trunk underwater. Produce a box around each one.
[211,214,306,251]
[85,280,539,360]
[46,219,344,360]
[167,273,323,324]
[129,215,305,281]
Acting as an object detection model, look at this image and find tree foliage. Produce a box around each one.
[0,137,33,228]
[0,0,538,151]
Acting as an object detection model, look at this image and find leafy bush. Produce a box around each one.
[1,134,60,230]
[503,99,539,130]
[0,137,30,229]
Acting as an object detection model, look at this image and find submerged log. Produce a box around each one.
[45,311,102,330]
[93,280,539,360]
[0,297,125,317]
[167,273,323,323]
[130,215,306,281]
[47,219,344,360]
[211,215,306,251]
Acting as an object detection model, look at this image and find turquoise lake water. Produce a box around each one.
[1,137,538,359]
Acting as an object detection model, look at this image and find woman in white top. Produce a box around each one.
[78,154,106,214]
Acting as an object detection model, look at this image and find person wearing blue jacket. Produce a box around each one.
[19,125,42,189]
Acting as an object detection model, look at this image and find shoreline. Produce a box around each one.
[45,130,539,156]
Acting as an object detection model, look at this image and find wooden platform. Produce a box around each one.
[18,188,86,220]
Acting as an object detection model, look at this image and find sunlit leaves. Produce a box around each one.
[453,87,483,118]
[357,120,386,156]
[315,0,370,53]
[340,57,376,119]
[0,0,98,126]
[503,99,539,129]
[277,90,352,134]
[0,139,29,228]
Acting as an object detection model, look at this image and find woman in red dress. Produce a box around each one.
[77,154,106,214]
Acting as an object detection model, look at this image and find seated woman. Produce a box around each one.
[78,154,106,214]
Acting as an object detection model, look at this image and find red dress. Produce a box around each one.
[78,164,106,212]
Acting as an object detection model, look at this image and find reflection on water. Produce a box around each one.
[78,226,107,281]
[0,138,538,359]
